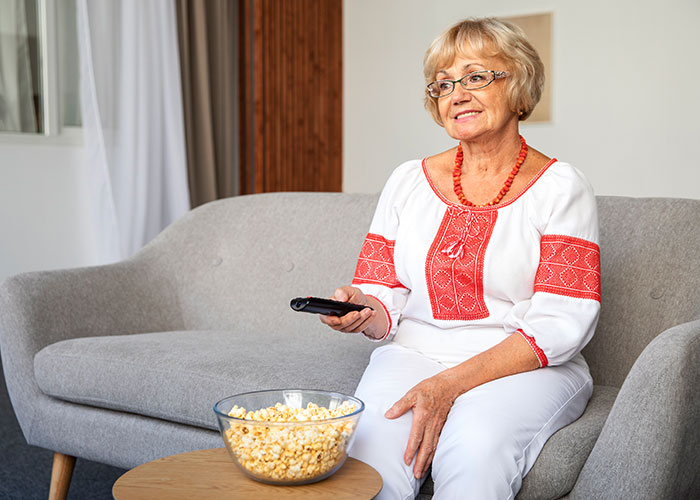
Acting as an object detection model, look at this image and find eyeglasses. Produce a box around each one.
[426,70,509,98]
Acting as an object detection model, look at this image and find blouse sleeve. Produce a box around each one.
[351,164,413,342]
[503,164,601,367]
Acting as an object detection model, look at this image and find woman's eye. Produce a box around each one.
[438,82,452,91]
[468,74,486,83]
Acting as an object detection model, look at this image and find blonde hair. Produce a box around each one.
[423,18,545,124]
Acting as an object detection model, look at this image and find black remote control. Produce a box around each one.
[290,297,373,316]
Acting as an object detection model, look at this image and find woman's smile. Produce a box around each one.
[453,110,482,121]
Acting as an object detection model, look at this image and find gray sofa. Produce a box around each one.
[1,192,699,500]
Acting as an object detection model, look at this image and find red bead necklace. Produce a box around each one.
[453,135,528,207]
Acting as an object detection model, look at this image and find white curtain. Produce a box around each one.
[0,0,37,132]
[77,0,190,262]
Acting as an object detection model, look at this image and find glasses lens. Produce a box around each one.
[462,71,494,90]
[428,80,454,98]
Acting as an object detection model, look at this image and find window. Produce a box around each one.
[0,0,81,135]
[57,0,79,127]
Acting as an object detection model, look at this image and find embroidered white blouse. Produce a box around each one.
[352,158,601,369]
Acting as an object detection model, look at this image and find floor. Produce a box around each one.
[0,356,126,500]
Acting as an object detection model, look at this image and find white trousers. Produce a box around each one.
[348,344,593,500]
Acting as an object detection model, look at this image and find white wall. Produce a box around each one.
[0,138,98,284]
[343,0,700,198]
[2,0,698,283]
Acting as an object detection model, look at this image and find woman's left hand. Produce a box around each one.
[384,372,459,479]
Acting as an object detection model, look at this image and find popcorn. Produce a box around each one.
[224,401,358,482]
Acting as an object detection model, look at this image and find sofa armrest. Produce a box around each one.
[570,319,700,499]
[0,255,184,439]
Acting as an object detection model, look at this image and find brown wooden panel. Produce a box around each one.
[238,0,254,195]
[240,0,342,194]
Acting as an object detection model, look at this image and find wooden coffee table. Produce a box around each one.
[112,448,382,499]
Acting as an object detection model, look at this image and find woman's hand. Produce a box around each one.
[319,286,382,337]
[384,372,458,479]
[384,333,541,479]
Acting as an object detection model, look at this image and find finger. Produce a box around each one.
[319,314,341,328]
[419,448,436,479]
[345,286,366,304]
[339,307,374,331]
[320,314,358,334]
[403,416,425,466]
[353,310,377,332]
[332,287,351,302]
[385,395,412,419]
[340,308,374,333]
[413,425,438,478]
[320,311,361,333]
[339,311,368,333]
[319,314,334,325]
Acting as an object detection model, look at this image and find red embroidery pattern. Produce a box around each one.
[535,235,601,301]
[426,207,497,320]
[518,330,549,367]
[352,233,406,288]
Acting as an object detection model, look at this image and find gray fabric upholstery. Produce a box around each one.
[0,261,184,443]
[518,385,618,500]
[34,329,374,430]
[2,192,699,499]
[30,397,221,470]
[154,192,379,331]
[586,197,700,388]
[571,320,700,500]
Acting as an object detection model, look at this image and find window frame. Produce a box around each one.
[0,0,82,145]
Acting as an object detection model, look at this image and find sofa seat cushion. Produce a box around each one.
[417,385,618,500]
[34,330,375,430]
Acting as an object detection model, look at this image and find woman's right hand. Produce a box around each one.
[319,286,384,338]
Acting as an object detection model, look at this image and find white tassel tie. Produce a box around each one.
[441,208,479,259]
[442,240,466,259]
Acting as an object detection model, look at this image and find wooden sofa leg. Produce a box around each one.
[48,452,76,500]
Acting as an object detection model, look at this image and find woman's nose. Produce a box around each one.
[451,83,473,103]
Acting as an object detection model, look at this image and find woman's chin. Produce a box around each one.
[447,128,486,143]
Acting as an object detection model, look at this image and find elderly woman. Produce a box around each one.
[321,17,600,499]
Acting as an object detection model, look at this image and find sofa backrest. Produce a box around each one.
[139,192,700,389]
[586,196,700,387]
[140,192,379,343]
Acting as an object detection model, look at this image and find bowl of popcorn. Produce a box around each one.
[214,389,365,485]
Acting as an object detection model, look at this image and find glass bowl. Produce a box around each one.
[214,389,365,485]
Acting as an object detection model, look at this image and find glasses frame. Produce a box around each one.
[426,70,509,98]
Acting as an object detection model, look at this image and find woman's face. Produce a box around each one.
[435,48,517,143]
